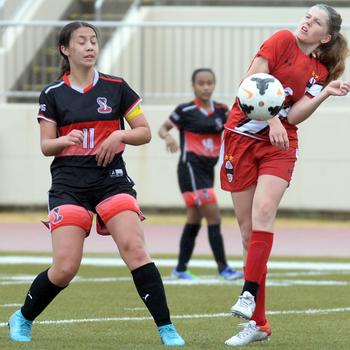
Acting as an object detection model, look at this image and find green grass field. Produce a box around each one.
[1,253,350,350]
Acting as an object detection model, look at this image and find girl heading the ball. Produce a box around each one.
[221,4,350,347]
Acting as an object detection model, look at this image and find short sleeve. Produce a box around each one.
[169,105,185,129]
[37,90,57,124]
[120,80,141,117]
[256,30,295,72]
[305,63,329,98]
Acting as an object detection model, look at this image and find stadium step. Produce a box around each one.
[10,0,134,103]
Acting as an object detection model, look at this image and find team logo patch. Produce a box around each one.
[97,97,112,114]
[225,160,234,183]
[201,189,210,200]
[53,207,63,224]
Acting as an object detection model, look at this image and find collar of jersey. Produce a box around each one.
[63,69,99,94]
[194,98,214,116]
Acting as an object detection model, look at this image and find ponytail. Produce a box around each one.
[316,33,349,84]
[314,4,349,84]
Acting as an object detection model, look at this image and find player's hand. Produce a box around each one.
[61,129,84,147]
[268,117,289,150]
[165,134,179,153]
[95,131,124,167]
[324,80,350,97]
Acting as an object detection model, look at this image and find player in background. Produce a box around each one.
[8,21,185,347]
[221,4,350,347]
[159,68,243,281]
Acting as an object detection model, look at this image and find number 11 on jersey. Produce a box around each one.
[82,128,95,149]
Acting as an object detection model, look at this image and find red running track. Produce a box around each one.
[0,222,349,257]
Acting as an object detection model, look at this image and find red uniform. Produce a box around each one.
[221,30,328,192]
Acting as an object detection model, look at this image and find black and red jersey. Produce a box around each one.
[169,98,228,166]
[37,70,141,191]
[225,30,328,149]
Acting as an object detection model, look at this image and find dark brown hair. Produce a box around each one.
[58,21,98,77]
[314,4,349,84]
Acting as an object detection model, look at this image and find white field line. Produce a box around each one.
[1,307,350,328]
[0,275,349,287]
[1,256,350,271]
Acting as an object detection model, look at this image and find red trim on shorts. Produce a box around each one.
[96,193,144,229]
[48,205,93,235]
[182,188,217,207]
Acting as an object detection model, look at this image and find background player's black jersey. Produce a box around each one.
[169,99,228,167]
[37,70,141,191]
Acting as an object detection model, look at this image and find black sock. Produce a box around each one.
[242,281,259,299]
[21,269,66,321]
[208,224,227,272]
[176,223,201,271]
[131,262,171,327]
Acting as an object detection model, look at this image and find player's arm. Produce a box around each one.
[95,110,151,167]
[243,56,269,79]
[287,80,350,125]
[40,120,83,156]
[158,119,179,153]
[244,56,289,149]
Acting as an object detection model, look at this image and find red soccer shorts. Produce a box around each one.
[48,204,93,235]
[95,193,145,235]
[220,130,298,192]
[182,188,217,208]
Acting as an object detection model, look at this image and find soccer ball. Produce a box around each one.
[237,73,285,121]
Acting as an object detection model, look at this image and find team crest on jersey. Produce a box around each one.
[97,97,112,114]
[53,207,63,224]
[225,160,234,183]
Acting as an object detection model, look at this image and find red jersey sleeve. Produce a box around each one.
[256,30,296,73]
[305,61,328,98]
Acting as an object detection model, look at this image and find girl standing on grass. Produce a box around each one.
[8,21,185,347]
[159,68,243,281]
[221,4,349,347]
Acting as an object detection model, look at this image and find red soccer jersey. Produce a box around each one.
[225,30,329,148]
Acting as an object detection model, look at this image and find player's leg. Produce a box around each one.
[173,161,202,279]
[172,206,202,279]
[96,194,185,346]
[199,200,243,280]
[9,205,91,342]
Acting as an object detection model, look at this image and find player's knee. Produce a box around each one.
[253,200,276,225]
[51,262,79,285]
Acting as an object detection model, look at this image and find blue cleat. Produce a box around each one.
[158,323,185,346]
[8,310,32,342]
[171,268,198,280]
[219,267,244,281]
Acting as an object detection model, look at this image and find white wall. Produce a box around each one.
[1,100,349,211]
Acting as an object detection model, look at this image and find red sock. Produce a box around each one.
[245,230,273,283]
[252,266,267,326]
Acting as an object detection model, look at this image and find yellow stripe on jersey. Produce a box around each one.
[125,104,143,121]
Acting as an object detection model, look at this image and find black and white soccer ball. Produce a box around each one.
[237,73,285,121]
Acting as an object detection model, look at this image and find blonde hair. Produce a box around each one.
[314,4,349,84]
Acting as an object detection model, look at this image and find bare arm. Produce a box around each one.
[40,120,83,156]
[287,80,350,125]
[95,114,151,167]
[158,119,179,153]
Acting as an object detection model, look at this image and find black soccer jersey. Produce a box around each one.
[37,70,141,191]
[169,99,228,166]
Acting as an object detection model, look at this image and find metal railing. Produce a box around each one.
[1,20,350,104]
